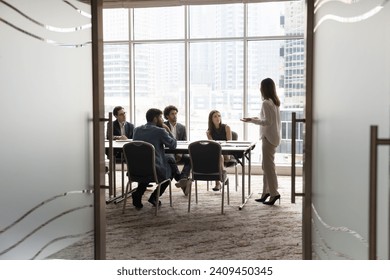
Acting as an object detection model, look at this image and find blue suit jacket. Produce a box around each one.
[133,122,177,180]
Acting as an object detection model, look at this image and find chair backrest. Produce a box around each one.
[230,131,242,159]
[122,141,158,183]
[188,140,222,181]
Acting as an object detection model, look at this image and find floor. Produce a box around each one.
[49,171,304,260]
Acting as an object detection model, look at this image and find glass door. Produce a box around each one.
[0,0,97,259]
[310,0,390,259]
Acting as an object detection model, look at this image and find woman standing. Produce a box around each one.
[241,78,281,205]
[206,110,232,191]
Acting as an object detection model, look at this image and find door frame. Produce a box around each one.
[90,0,316,260]
[92,0,106,260]
[303,0,314,260]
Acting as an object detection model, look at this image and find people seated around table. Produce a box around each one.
[131,108,188,209]
[163,105,191,195]
[106,106,135,162]
[206,109,232,191]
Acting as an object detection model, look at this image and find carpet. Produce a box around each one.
[49,175,303,260]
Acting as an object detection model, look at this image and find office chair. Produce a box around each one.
[188,140,229,214]
[122,141,172,216]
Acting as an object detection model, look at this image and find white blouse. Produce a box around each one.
[251,99,281,147]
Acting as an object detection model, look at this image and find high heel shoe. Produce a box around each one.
[255,193,270,203]
[263,195,280,205]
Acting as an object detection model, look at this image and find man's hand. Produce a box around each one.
[162,123,171,133]
[114,135,128,140]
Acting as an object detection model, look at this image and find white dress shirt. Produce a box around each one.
[120,121,125,136]
[169,122,177,139]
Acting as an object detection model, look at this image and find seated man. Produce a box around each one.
[131,108,187,209]
[106,106,134,140]
[106,106,134,162]
[163,105,191,195]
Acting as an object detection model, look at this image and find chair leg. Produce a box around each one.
[188,179,193,212]
[122,182,130,214]
[155,184,161,216]
[195,181,198,204]
[227,178,230,205]
[169,180,172,207]
[121,158,125,194]
[235,165,238,192]
[221,181,224,215]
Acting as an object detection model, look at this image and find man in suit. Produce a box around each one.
[131,108,179,209]
[106,106,135,162]
[106,106,134,140]
[163,105,191,195]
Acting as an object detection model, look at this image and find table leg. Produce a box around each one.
[241,151,245,204]
[107,153,128,204]
[121,153,125,197]
[239,148,253,210]
[248,147,251,196]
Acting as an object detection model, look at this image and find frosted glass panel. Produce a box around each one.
[0,0,94,259]
[312,0,390,259]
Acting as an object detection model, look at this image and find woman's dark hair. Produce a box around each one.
[163,105,178,120]
[260,78,280,107]
[208,110,222,133]
[146,108,162,122]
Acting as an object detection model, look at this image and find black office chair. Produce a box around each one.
[224,131,240,191]
[122,141,172,216]
[188,140,229,214]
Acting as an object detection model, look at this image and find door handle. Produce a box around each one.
[291,112,305,203]
[369,125,390,259]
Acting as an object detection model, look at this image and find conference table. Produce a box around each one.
[105,139,256,210]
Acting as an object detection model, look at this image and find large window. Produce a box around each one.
[190,41,244,140]
[134,43,185,125]
[103,1,305,164]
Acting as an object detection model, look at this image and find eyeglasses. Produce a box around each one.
[118,112,126,116]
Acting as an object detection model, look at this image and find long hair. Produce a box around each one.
[260,78,280,107]
[208,110,222,133]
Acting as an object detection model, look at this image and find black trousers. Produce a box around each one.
[135,181,170,200]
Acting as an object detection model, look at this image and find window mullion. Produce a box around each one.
[129,8,135,124]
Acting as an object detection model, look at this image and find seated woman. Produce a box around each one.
[206,110,232,191]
